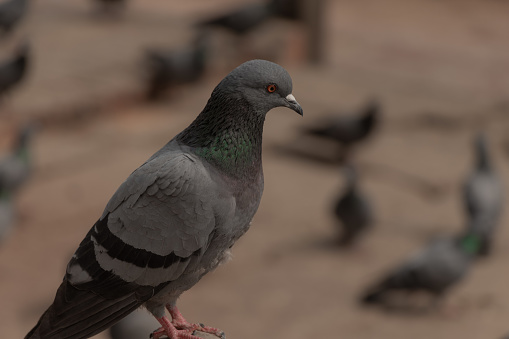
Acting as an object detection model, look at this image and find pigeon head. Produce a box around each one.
[213,59,303,116]
[177,60,301,177]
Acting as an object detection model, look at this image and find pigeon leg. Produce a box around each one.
[167,305,225,339]
[151,316,203,339]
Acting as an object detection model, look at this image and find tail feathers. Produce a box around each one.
[25,280,142,339]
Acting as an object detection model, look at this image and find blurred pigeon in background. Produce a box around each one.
[304,99,380,150]
[0,41,29,97]
[462,133,503,256]
[0,124,35,194]
[92,0,126,16]
[0,0,29,34]
[25,60,303,339]
[360,233,480,308]
[108,309,160,339]
[144,33,208,100]
[333,165,373,246]
[272,0,303,21]
[0,184,14,244]
[197,0,277,35]
[0,124,35,245]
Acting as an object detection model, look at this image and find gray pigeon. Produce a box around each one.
[333,165,373,246]
[197,0,277,35]
[0,124,35,194]
[0,0,28,34]
[0,41,29,97]
[462,133,503,256]
[92,0,126,15]
[0,187,14,243]
[272,0,303,21]
[25,60,302,339]
[144,33,208,100]
[304,100,379,148]
[360,233,480,307]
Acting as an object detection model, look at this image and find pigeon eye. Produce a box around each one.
[266,84,277,93]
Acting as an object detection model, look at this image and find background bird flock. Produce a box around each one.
[0,0,508,338]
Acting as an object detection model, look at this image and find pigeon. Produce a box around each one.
[0,0,29,34]
[333,165,373,246]
[304,100,379,148]
[462,133,503,256]
[144,33,208,100]
[25,60,303,339]
[108,308,160,339]
[0,41,29,97]
[0,124,35,194]
[0,186,14,243]
[360,233,480,307]
[92,0,126,15]
[272,0,303,21]
[197,0,277,35]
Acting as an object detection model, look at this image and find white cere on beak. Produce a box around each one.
[286,94,296,101]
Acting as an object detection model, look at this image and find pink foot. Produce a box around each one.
[150,316,204,339]
[167,305,225,339]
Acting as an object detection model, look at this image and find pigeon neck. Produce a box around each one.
[177,94,264,178]
[459,233,481,255]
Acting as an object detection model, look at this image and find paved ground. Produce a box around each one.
[1,0,509,338]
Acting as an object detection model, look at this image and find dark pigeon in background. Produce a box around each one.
[0,124,35,194]
[197,0,277,35]
[0,184,14,244]
[272,0,303,21]
[304,100,380,150]
[0,0,29,34]
[360,233,480,308]
[462,133,503,256]
[0,41,29,97]
[92,0,126,15]
[144,33,208,100]
[333,165,373,246]
[25,60,303,339]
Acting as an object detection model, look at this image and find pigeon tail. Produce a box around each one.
[25,279,142,339]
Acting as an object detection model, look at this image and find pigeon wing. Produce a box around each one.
[28,151,234,338]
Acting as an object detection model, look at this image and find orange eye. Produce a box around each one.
[267,84,277,93]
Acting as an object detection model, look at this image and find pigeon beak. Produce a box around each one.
[284,94,303,116]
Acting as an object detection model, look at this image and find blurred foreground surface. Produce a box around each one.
[1,0,509,338]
